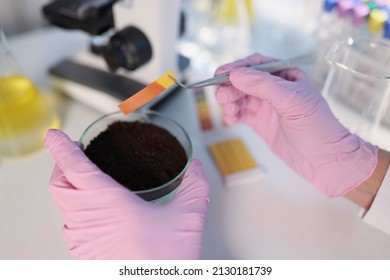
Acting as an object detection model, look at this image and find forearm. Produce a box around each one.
[344,149,390,210]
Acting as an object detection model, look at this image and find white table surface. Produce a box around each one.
[1,27,390,260]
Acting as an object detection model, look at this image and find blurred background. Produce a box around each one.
[0,0,320,36]
[0,0,49,36]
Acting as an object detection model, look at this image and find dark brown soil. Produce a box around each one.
[84,121,188,191]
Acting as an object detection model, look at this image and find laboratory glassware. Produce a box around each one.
[322,37,390,141]
[78,110,192,204]
[180,0,254,75]
[0,30,60,157]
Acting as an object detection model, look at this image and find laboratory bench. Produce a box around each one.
[1,27,390,260]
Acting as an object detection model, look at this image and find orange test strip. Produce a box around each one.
[118,70,177,115]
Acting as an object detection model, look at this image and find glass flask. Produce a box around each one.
[0,30,60,157]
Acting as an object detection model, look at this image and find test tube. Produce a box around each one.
[316,0,339,37]
[311,0,340,89]
[384,15,390,39]
[337,0,356,37]
[381,6,390,39]
[352,3,370,26]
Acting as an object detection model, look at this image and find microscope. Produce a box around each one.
[42,0,188,113]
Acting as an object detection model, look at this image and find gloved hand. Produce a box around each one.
[44,129,210,260]
[215,53,378,197]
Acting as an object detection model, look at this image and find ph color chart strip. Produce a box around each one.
[208,138,258,176]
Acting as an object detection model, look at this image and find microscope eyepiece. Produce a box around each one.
[103,26,152,72]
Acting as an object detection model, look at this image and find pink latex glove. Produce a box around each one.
[215,53,378,198]
[44,129,210,260]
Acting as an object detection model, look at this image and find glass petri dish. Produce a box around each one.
[78,110,192,204]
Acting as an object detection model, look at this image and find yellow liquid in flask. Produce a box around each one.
[0,75,60,156]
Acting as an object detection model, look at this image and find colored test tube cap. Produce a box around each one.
[338,0,356,18]
[368,9,388,34]
[353,3,370,25]
[324,0,339,12]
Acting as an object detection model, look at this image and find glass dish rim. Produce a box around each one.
[78,109,193,195]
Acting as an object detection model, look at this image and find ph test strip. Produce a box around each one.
[118,70,176,115]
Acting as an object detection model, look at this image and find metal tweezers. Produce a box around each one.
[169,53,317,89]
